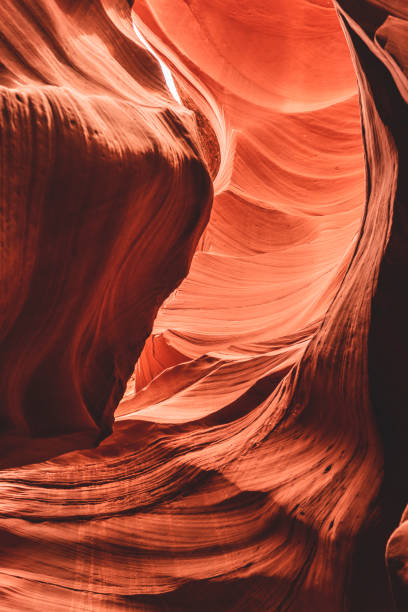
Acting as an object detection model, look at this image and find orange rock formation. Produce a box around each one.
[0,1,406,610]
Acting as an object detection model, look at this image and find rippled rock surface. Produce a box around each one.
[0,1,407,610]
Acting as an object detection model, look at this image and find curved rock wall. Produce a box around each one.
[0,1,407,610]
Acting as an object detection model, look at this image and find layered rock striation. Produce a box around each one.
[0,1,407,611]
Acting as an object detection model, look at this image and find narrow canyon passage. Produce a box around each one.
[0,1,407,611]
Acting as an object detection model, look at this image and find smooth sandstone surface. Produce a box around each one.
[0,1,407,610]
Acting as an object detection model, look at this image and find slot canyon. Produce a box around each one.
[0,1,407,610]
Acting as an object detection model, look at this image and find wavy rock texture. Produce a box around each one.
[0,0,407,611]
[0,0,213,457]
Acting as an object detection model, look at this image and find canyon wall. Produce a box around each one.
[0,1,407,610]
